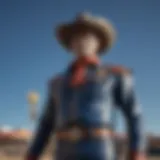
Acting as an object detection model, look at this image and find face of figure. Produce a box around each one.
[70,32,100,57]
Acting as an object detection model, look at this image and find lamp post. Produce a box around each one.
[27,91,39,124]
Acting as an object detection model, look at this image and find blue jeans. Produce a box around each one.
[55,137,116,160]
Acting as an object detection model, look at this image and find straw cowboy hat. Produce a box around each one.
[55,12,116,54]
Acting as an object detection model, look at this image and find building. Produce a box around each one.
[0,128,160,159]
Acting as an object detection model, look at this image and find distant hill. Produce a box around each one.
[0,128,31,143]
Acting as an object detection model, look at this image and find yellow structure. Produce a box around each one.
[27,91,39,122]
[27,92,39,105]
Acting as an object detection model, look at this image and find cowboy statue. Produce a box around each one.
[25,13,147,160]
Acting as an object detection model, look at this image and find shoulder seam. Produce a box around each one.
[101,64,132,75]
[48,74,63,86]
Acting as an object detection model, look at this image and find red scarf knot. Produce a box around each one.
[70,56,100,87]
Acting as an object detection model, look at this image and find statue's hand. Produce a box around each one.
[128,151,147,160]
[25,155,38,160]
[136,153,147,160]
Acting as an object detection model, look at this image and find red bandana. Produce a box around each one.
[70,56,100,87]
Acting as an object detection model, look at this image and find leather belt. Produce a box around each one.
[56,127,114,141]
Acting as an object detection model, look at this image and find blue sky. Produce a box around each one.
[0,0,160,133]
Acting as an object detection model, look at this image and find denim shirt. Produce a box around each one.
[27,64,146,159]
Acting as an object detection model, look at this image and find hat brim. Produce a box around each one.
[55,19,116,54]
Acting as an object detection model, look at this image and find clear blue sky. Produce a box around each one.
[0,0,160,134]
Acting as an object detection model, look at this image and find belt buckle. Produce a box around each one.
[90,128,111,138]
[69,127,82,142]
